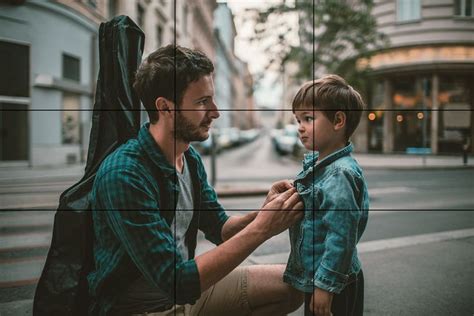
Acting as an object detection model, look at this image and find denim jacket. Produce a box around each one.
[283,143,369,294]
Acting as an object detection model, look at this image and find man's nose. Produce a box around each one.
[209,100,220,119]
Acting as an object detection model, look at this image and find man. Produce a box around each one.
[88,45,304,316]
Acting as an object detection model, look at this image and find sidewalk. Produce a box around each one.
[1,153,472,199]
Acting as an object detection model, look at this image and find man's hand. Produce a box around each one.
[310,288,334,316]
[254,187,303,238]
[262,179,294,207]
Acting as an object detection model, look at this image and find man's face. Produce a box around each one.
[174,75,220,142]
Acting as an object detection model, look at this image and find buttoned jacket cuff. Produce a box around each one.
[313,263,349,294]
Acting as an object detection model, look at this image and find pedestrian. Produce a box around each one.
[283,75,370,316]
[87,45,304,316]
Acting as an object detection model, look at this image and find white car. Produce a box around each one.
[272,124,303,155]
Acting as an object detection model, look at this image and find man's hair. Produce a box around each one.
[133,45,214,123]
[292,74,365,139]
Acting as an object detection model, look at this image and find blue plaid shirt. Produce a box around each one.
[88,123,229,315]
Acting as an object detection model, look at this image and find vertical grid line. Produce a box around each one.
[312,0,316,310]
[173,0,178,314]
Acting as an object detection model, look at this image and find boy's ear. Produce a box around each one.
[333,111,346,131]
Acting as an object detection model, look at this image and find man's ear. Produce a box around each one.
[333,111,346,131]
[155,97,174,116]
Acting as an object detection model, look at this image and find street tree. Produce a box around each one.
[250,0,388,90]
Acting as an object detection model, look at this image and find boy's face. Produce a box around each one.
[294,109,337,154]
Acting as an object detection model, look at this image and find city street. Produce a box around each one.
[1,134,473,315]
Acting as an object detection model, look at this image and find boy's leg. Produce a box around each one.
[189,264,303,316]
[331,270,364,316]
[304,270,364,316]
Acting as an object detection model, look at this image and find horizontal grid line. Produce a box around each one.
[0,108,473,112]
[2,209,473,212]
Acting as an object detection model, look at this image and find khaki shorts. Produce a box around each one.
[146,266,251,316]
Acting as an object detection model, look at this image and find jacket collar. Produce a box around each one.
[303,142,354,172]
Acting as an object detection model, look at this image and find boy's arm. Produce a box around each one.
[313,170,363,295]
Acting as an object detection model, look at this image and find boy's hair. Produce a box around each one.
[292,74,365,139]
[133,45,214,123]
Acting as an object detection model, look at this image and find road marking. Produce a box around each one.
[249,228,474,264]
[0,259,46,284]
[358,228,474,253]
[369,186,413,196]
[0,232,52,252]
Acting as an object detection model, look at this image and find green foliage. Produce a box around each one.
[250,0,388,92]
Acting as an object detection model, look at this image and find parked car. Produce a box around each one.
[239,128,260,144]
[191,132,220,155]
[217,127,240,149]
[272,124,303,155]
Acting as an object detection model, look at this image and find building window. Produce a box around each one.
[157,25,163,48]
[62,93,81,145]
[87,0,97,8]
[397,0,421,22]
[62,54,81,82]
[183,4,188,35]
[137,3,145,28]
[0,41,29,97]
[108,0,116,17]
[455,0,474,17]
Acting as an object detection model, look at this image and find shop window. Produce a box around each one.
[62,93,81,145]
[62,54,81,82]
[438,76,472,152]
[0,41,29,97]
[368,81,385,152]
[397,0,421,22]
[392,77,431,152]
[454,0,474,17]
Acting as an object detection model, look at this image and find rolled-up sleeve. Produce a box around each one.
[96,168,201,304]
[313,170,362,294]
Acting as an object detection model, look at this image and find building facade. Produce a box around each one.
[363,0,474,154]
[0,0,107,166]
[213,2,237,129]
[0,0,219,166]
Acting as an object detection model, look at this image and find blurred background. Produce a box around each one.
[0,0,473,315]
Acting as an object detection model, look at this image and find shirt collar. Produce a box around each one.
[303,142,354,171]
[138,123,176,176]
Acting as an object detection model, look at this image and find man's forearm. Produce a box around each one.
[221,211,258,241]
[195,219,267,292]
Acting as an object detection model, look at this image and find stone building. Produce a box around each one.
[363,0,474,154]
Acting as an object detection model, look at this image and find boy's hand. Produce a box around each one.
[262,179,294,207]
[310,288,334,316]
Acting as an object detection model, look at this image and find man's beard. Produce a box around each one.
[174,112,211,142]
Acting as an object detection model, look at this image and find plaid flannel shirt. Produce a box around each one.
[88,123,229,315]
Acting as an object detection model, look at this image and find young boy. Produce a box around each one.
[283,75,370,316]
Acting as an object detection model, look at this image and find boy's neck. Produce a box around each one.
[317,141,348,162]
